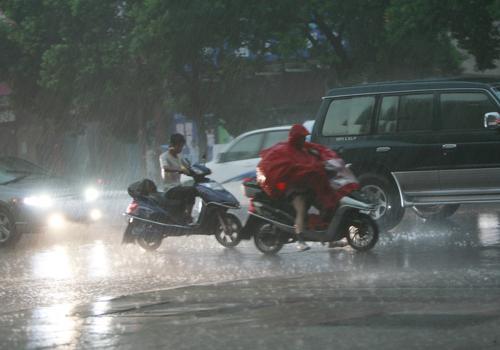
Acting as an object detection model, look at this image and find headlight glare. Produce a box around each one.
[23,195,54,208]
[48,213,65,229]
[84,187,100,202]
[89,209,102,221]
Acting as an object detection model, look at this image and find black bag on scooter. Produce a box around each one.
[127,179,157,197]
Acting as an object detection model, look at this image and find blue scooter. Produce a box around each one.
[122,163,242,251]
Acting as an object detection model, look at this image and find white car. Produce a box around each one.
[207,126,290,180]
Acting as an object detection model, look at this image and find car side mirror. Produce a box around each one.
[484,112,500,129]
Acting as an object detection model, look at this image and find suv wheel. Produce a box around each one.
[0,208,21,248]
[412,204,460,220]
[358,173,405,231]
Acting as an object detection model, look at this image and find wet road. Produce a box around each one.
[1,203,500,348]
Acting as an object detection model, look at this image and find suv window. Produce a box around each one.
[378,94,434,133]
[261,130,289,149]
[377,96,399,133]
[398,94,434,132]
[222,133,263,162]
[322,96,375,136]
[440,92,498,130]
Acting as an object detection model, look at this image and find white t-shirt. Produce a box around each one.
[159,150,183,189]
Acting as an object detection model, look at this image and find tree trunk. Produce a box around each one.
[137,108,147,177]
[195,111,207,163]
[189,64,208,162]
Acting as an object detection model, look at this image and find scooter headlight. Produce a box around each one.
[200,182,224,191]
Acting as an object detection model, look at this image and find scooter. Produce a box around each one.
[122,163,242,251]
[240,178,379,255]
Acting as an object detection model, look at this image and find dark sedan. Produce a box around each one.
[0,156,103,247]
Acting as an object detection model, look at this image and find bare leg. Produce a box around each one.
[292,195,307,235]
[292,195,310,251]
[184,188,197,223]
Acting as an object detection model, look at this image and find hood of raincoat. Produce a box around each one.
[288,124,310,148]
[257,125,359,210]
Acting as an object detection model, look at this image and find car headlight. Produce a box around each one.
[84,187,100,202]
[23,195,54,208]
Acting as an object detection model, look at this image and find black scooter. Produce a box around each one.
[241,178,379,254]
[122,163,242,251]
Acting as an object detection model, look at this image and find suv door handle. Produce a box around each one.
[442,144,457,150]
[376,146,391,153]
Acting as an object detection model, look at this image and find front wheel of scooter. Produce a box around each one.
[345,213,379,252]
[214,213,242,248]
[254,223,284,255]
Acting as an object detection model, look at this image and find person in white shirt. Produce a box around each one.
[159,134,197,223]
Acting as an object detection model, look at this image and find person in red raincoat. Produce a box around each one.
[257,124,359,251]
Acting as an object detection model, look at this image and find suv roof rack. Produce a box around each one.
[325,75,500,97]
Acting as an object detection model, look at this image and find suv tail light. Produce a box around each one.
[126,201,139,214]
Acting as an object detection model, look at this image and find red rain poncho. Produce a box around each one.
[257,124,359,210]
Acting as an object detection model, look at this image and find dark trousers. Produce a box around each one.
[165,186,197,209]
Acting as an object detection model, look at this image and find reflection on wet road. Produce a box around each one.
[0,204,499,314]
[0,204,499,348]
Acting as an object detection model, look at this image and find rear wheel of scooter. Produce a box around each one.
[345,213,379,252]
[254,223,284,255]
[135,223,162,251]
[214,213,242,248]
[121,221,136,244]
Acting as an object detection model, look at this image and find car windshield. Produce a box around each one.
[0,156,48,175]
[0,168,17,184]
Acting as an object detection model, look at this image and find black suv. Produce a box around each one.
[311,77,500,230]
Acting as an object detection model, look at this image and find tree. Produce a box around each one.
[385,0,500,72]
[0,1,72,125]
[2,0,500,161]
[1,1,152,138]
[233,0,500,82]
[126,0,253,157]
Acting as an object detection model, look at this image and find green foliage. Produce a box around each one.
[448,0,500,70]
[490,0,500,17]
[386,0,500,72]
[1,0,500,145]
